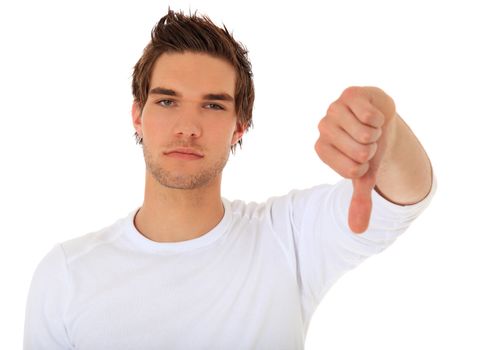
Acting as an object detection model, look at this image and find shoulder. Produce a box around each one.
[58,209,135,265]
[225,183,336,221]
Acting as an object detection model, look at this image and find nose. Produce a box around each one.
[172,109,202,138]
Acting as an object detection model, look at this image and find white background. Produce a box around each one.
[1,0,485,349]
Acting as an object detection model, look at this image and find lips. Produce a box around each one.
[164,148,204,159]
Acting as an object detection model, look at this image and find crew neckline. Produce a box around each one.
[122,198,232,253]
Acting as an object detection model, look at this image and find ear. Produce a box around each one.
[131,101,143,136]
[231,121,247,146]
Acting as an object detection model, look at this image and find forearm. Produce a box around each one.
[375,114,433,206]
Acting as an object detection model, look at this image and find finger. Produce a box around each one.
[328,123,378,165]
[349,171,376,234]
[348,97,385,129]
[315,141,369,179]
[328,102,382,144]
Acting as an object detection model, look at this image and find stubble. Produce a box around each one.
[142,143,230,190]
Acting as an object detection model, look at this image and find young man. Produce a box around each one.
[24,9,435,350]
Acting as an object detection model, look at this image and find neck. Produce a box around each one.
[133,172,225,243]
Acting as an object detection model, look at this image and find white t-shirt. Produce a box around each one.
[24,178,436,349]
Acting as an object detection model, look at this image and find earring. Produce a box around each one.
[134,132,143,145]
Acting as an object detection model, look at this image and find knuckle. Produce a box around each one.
[341,86,360,99]
[339,168,351,179]
[354,144,373,163]
[326,102,341,116]
[356,149,370,163]
[315,141,332,165]
[360,111,376,126]
[317,122,330,140]
[369,128,382,142]
[317,117,327,131]
[375,113,385,127]
[358,126,381,144]
[348,165,362,178]
[343,168,353,179]
[360,164,370,177]
[353,163,369,177]
[359,130,374,144]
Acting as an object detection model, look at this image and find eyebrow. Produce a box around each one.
[149,87,234,102]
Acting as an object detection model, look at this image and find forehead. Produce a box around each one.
[150,52,236,96]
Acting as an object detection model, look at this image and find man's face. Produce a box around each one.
[132,52,244,190]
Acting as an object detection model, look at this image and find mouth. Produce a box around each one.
[165,152,203,160]
[164,148,204,160]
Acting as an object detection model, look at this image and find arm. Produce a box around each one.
[375,113,433,205]
[24,245,72,349]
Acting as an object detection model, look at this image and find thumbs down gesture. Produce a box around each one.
[314,86,399,234]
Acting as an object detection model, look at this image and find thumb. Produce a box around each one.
[348,171,376,233]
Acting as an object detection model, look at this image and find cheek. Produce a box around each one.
[213,123,238,145]
[141,113,169,141]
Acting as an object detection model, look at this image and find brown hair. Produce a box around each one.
[132,9,255,152]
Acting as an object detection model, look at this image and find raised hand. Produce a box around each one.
[315,86,397,233]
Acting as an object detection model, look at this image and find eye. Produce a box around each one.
[157,99,175,107]
[205,103,225,110]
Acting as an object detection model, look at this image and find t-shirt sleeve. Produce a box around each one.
[265,175,437,323]
[24,244,73,350]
